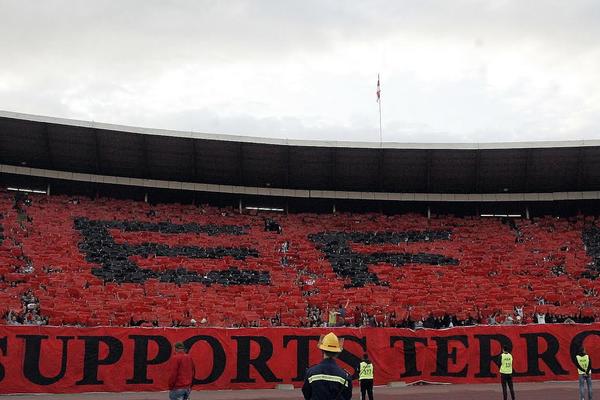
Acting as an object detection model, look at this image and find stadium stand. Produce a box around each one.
[1,191,600,328]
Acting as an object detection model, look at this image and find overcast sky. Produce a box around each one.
[1,0,599,143]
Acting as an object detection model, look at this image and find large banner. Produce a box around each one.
[1,324,600,394]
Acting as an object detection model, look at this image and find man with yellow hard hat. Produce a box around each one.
[302,332,353,400]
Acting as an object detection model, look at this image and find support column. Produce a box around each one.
[46,183,51,196]
[238,199,243,214]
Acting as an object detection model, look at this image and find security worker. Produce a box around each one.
[302,332,352,400]
[359,353,374,400]
[499,346,516,400]
[576,347,592,400]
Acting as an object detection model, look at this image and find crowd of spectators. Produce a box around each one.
[3,289,48,325]
[149,313,282,328]
[8,309,591,329]
[296,302,597,330]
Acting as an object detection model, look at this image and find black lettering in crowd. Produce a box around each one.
[17,335,73,385]
[231,336,282,383]
[283,335,320,381]
[126,335,171,384]
[431,335,469,377]
[519,333,568,377]
[309,231,459,286]
[183,335,227,384]
[0,336,6,382]
[76,336,124,385]
[570,330,600,374]
[75,218,269,285]
[582,227,600,279]
[474,334,512,378]
[390,336,429,378]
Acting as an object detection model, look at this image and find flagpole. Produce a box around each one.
[378,92,382,145]
[377,73,382,145]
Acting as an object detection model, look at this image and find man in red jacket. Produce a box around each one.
[168,342,195,400]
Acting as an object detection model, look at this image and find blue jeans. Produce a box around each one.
[579,374,592,400]
[169,388,191,400]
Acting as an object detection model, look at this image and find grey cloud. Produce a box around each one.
[3,0,599,66]
[1,0,600,142]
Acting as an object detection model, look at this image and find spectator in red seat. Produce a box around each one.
[536,311,546,324]
[353,306,361,327]
[27,310,43,325]
[338,299,350,325]
[514,305,524,318]
[6,310,20,325]
[414,317,424,330]
[327,307,339,327]
[168,342,195,400]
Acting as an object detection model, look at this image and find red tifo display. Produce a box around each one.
[1,194,600,327]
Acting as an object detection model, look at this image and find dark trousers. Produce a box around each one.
[360,379,374,400]
[501,373,515,400]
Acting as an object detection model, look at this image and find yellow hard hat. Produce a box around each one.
[318,332,344,353]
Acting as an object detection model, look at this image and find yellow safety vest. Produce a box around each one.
[577,355,590,375]
[328,311,337,326]
[359,361,374,380]
[500,353,513,374]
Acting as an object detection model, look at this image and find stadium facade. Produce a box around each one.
[1,109,600,215]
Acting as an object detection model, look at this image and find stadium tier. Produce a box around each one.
[2,191,600,328]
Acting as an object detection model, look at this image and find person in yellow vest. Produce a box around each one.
[576,347,592,400]
[499,346,516,400]
[359,353,374,400]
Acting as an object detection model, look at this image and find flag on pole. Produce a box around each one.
[376,74,381,102]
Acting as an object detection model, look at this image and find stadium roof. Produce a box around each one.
[1,110,600,199]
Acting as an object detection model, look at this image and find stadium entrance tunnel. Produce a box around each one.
[309,230,459,287]
[74,218,269,285]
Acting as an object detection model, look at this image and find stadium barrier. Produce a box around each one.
[0,324,599,394]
